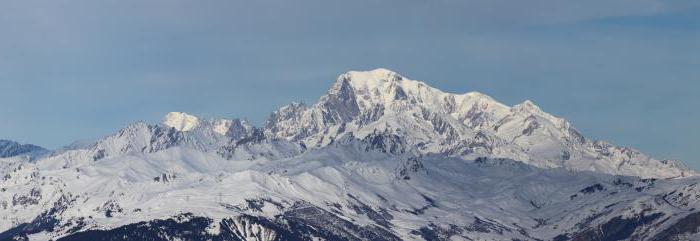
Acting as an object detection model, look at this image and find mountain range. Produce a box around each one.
[1,69,699,241]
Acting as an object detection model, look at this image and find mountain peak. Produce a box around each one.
[163,112,200,132]
[328,68,446,110]
[346,68,402,81]
[0,139,47,158]
[512,100,542,113]
[339,68,405,92]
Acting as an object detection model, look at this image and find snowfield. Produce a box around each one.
[1,69,699,241]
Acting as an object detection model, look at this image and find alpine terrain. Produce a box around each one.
[1,69,699,241]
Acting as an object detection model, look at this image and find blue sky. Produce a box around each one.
[0,0,698,168]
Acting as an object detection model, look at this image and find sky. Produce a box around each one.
[0,0,698,168]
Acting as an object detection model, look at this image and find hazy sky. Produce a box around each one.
[1,1,698,168]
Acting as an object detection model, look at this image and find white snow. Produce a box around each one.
[2,144,698,240]
[212,119,232,135]
[163,112,200,132]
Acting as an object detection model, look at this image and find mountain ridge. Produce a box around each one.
[5,68,691,178]
[0,139,47,159]
[262,68,693,178]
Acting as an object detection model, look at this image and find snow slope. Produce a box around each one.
[2,139,700,241]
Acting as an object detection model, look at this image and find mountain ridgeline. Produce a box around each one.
[0,140,47,159]
[1,69,699,241]
[263,69,692,178]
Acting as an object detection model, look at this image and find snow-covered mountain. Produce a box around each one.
[1,69,699,241]
[265,69,692,179]
[0,140,47,159]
